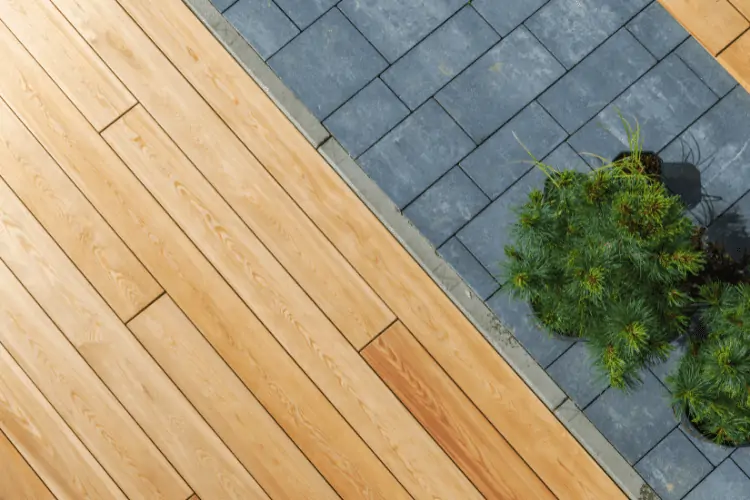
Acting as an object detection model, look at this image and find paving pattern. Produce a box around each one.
[215,0,750,497]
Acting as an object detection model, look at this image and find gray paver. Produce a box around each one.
[273,0,337,28]
[677,38,737,98]
[438,237,499,300]
[585,370,677,464]
[543,143,590,172]
[323,78,408,158]
[460,102,566,199]
[636,429,713,500]
[472,0,549,37]
[436,26,565,143]
[547,342,609,408]
[211,0,237,13]
[339,0,465,62]
[685,460,750,500]
[381,6,499,110]
[538,29,655,133]
[404,166,489,247]
[225,0,299,60]
[650,336,687,386]
[627,1,689,60]
[681,424,736,467]
[268,9,387,119]
[359,100,474,208]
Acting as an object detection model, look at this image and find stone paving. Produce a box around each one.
[213,0,750,497]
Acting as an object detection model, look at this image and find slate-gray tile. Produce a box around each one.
[547,341,609,408]
[323,79,408,158]
[538,29,655,133]
[731,447,750,478]
[487,290,575,367]
[437,27,565,143]
[681,424,735,467]
[404,167,489,246]
[585,370,677,464]
[438,237,500,300]
[225,0,299,60]
[338,0,465,62]
[686,460,750,500]
[359,100,474,208]
[211,0,237,13]
[472,0,549,37]
[703,191,750,262]
[636,429,713,500]
[677,38,737,98]
[273,0,337,29]
[661,87,750,216]
[650,336,687,386]
[569,54,717,166]
[627,1,689,60]
[460,102,566,199]
[543,143,590,172]
[381,6,499,110]
[268,9,387,119]
[525,0,651,68]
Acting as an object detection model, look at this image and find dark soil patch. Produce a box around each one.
[613,150,663,180]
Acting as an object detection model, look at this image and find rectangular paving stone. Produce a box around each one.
[538,29,655,134]
[525,0,651,68]
[381,6,499,110]
[627,1,689,60]
[487,289,575,368]
[543,143,590,172]
[460,102,566,199]
[225,0,299,60]
[359,99,474,208]
[661,86,750,217]
[211,0,237,13]
[323,78,409,158]
[546,341,609,408]
[471,0,549,37]
[268,9,387,119]
[569,54,717,166]
[404,166,489,247]
[680,425,735,467]
[273,0,337,29]
[585,370,677,464]
[438,237,499,300]
[686,460,750,500]
[339,0,465,62]
[438,27,564,143]
[636,429,713,500]
[677,38,737,97]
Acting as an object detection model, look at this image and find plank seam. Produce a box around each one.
[124,290,168,324]
[716,26,750,57]
[98,100,139,134]
[0,427,57,500]
[357,317,398,353]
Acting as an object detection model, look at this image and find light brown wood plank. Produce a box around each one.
[659,0,749,54]
[51,0,394,350]
[0,0,135,130]
[363,321,555,500]
[730,0,750,19]
[720,31,750,90]
[104,105,481,500]
[115,1,625,498]
[128,295,338,500]
[0,428,55,500]
[0,16,406,500]
[0,97,162,322]
[0,337,126,500]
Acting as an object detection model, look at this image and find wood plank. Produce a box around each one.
[0,339,126,500]
[0,0,135,130]
[0,17,406,500]
[0,97,162,322]
[730,0,750,19]
[104,105,481,500]
[363,321,555,500]
[51,0,394,349]
[0,429,55,500]
[115,1,625,497]
[659,0,749,54]
[719,31,750,90]
[128,295,338,500]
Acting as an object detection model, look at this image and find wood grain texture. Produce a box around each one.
[0,0,135,130]
[364,322,555,500]
[730,0,750,19]
[0,96,161,322]
[719,31,750,90]
[52,0,395,349]
[117,0,625,498]
[0,339,125,500]
[659,0,749,54]
[0,428,55,500]
[104,105,480,500]
[0,14,405,499]
[128,295,338,500]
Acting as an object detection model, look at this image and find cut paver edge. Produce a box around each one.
[182,0,654,497]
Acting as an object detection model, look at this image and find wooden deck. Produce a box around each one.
[660,0,750,90]
[0,0,624,498]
